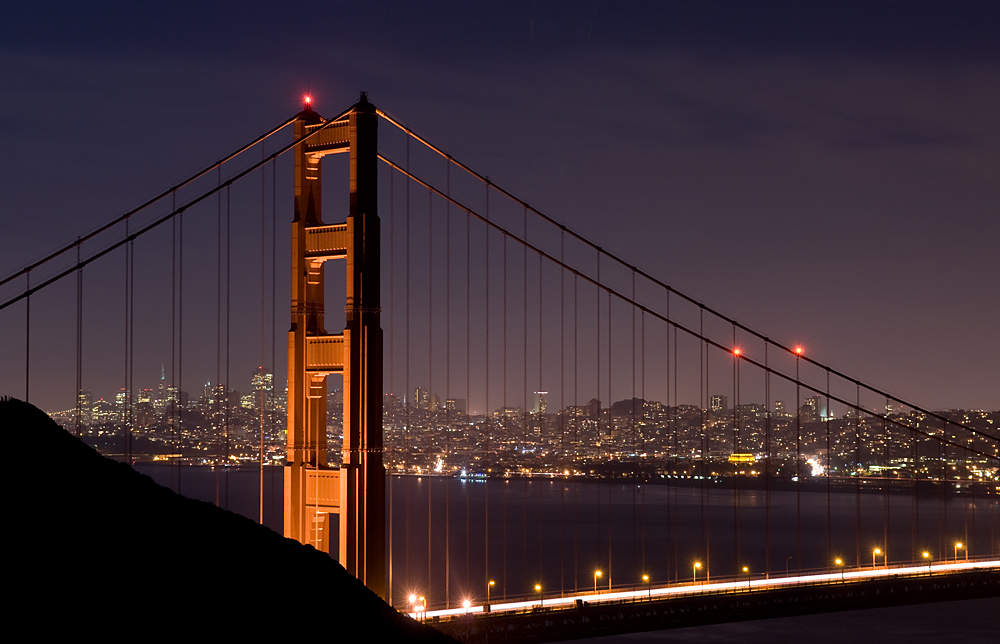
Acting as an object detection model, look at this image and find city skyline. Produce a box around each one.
[52,363,1000,422]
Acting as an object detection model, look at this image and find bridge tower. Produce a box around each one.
[284,94,385,598]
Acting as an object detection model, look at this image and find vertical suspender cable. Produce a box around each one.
[537,249,543,585]
[699,310,705,576]
[884,398,890,561]
[733,326,740,573]
[969,446,976,558]
[216,170,223,505]
[672,323,678,582]
[523,207,529,595]
[24,272,29,402]
[560,230,566,595]
[826,371,832,560]
[484,179,491,592]
[271,158,277,530]
[405,138,411,587]
[445,157,451,608]
[502,230,508,598]
[596,254,602,577]
[702,310,709,581]
[640,308,646,577]
[76,242,83,437]
[911,418,918,558]
[123,222,129,460]
[965,446,972,555]
[465,176,471,593]
[631,274,637,580]
[171,193,177,492]
[939,422,946,557]
[607,279,612,588]
[855,385,862,567]
[388,161,394,603]
[765,344,771,575]
[795,353,802,570]
[128,222,134,463]
[260,147,266,525]
[796,350,802,571]
[428,186,433,600]
[225,185,231,509]
[178,205,184,493]
[665,294,672,582]
[573,274,580,588]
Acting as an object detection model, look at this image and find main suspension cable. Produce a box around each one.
[376,114,988,443]
[376,155,998,458]
[1,111,350,314]
[1,115,299,290]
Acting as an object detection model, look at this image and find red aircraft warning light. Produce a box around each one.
[304,95,313,106]
[733,348,742,357]
[794,346,804,356]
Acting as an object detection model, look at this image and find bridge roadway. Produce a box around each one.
[420,559,1000,643]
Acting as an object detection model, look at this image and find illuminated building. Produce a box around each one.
[710,395,727,412]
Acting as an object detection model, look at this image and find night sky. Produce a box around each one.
[2,2,998,412]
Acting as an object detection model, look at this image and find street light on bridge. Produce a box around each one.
[535,584,543,608]
[923,551,932,571]
[693,562,702,585]
[835,558,844,581]
[408,595,426,620]
[872,548,883,570]
[955,542,966,561]
[642,574,650,600]
[594,570,602,595]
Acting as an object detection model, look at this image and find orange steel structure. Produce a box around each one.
[284,94,385,598]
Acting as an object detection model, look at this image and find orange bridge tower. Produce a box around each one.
[284,93,385,598]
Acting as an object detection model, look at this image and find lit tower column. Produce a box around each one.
[285,97,333,555]
[284,93,385,600]
[341,93,385,599]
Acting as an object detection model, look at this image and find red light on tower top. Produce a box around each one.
[794,346,804,356]
[303,95,313,106]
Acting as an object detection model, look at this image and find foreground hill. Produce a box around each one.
[3,397,454,641]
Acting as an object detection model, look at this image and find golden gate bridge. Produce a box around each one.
[1,94,997,640]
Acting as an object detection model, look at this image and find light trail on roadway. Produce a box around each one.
[409,558,1000,620]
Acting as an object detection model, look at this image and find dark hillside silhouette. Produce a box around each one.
[3,397,454,641]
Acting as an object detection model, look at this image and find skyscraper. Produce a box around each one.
[251,367,275,414]
[156,364,166,411]
[533,391,548,415]
[414,386,429,410]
